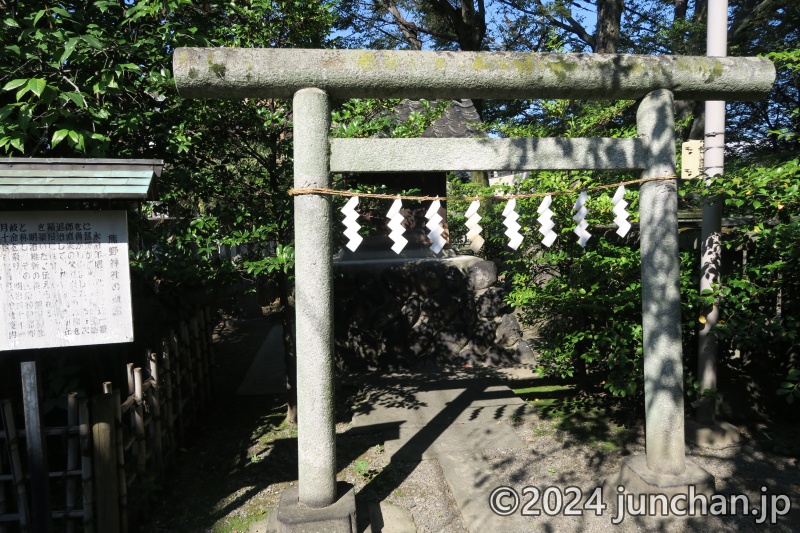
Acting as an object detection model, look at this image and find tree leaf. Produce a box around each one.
[9,136,24,153]
[27,78,46,98]
[15,85,30,101]
[2,79,27,91]
[33,10,47,26]
[60,37,79,64]
[51,7,72,18]
[65,91,87,108]
[51,129,71,148]
[82,34,104,49]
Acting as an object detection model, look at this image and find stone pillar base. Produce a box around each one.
[603,455,715,523]
[685,419,741,449]
[275,482,357,533]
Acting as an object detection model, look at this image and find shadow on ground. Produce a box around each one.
[139,317,800,533]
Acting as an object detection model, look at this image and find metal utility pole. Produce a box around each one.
[697,0,728,424]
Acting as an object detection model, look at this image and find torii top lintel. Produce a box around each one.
[173,48,774,102]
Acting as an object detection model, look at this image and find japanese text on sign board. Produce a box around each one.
[0,211,133,351]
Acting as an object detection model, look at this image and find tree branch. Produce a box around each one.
[497,0,593,49]
[381,0,423,50]
[730,0,784,45]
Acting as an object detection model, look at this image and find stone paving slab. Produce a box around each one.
[384,419,526,461]
[351,385,536,430]
[347,372,562,531]
[437,451,538,533]
[351,383,533,461]
[367,501,417,533]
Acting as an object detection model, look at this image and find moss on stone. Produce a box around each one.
[545,57,579,81]
[706,62,724,83]
[383,53,400,70]
[472,55,488,70]
[207,56,227,79]
[511,56,538,75]
[356,51,377,70]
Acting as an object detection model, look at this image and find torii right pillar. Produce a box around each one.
[604,89,715,516]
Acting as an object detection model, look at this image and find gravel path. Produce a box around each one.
[141,317,800,533]
[338,369,800,533]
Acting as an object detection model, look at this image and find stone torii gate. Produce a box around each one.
[174,48,774,530]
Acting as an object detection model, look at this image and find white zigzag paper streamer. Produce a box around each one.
[611,185,632,238]
[536,195,557,248]
[572,191,591,247]
[387,198,408,254]
[425,200,447,254]
[502,198,524,250]
[464,200,484,253]
[341,196,363,252]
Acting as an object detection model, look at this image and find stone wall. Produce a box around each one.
[333,256,535,371]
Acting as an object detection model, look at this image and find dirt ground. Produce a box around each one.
[138,315,800,533]
[138,314,469,532]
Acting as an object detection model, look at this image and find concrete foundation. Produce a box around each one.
[604,455,715,519]
[274,483,357,533]
[685,419,742,449]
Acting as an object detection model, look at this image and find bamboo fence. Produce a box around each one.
[0,306,216,532]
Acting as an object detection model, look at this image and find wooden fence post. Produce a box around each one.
[19,355,53,533]
[0,434,5,533]
[160,337,175,462]
[195,309,212,399]
[91,392,120,533]
[148,351,164,474]
[189,316,203,404]
[106,384,128,533]
[133,369,147,481]
[168,329,185,445]
[204,306,216,368]
[179,322,197,425]
[1,400,29,533]
[126,364,135,401]
[66,393,79,533]
[79,399,94,533]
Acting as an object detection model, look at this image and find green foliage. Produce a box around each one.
[445,99,651,398]
[682,159,800,399]
[449,169,654,397]
[2,0,338,292]
[764,48,800,144]
[1,1,157,155]
[484,99,638,139]
[777,368,800,404]
[330,98,450,139]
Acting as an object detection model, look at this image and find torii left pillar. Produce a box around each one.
[273,88,357,531]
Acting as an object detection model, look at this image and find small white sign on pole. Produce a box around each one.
[0,211,133,351]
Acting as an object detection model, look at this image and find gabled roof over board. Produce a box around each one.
[395,99,483,138]
[0,158,163,199]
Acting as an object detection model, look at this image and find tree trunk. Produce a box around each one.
[470,170,489,186]
[594,0,623,53]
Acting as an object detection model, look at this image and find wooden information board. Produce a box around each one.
[0,210,133,351]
